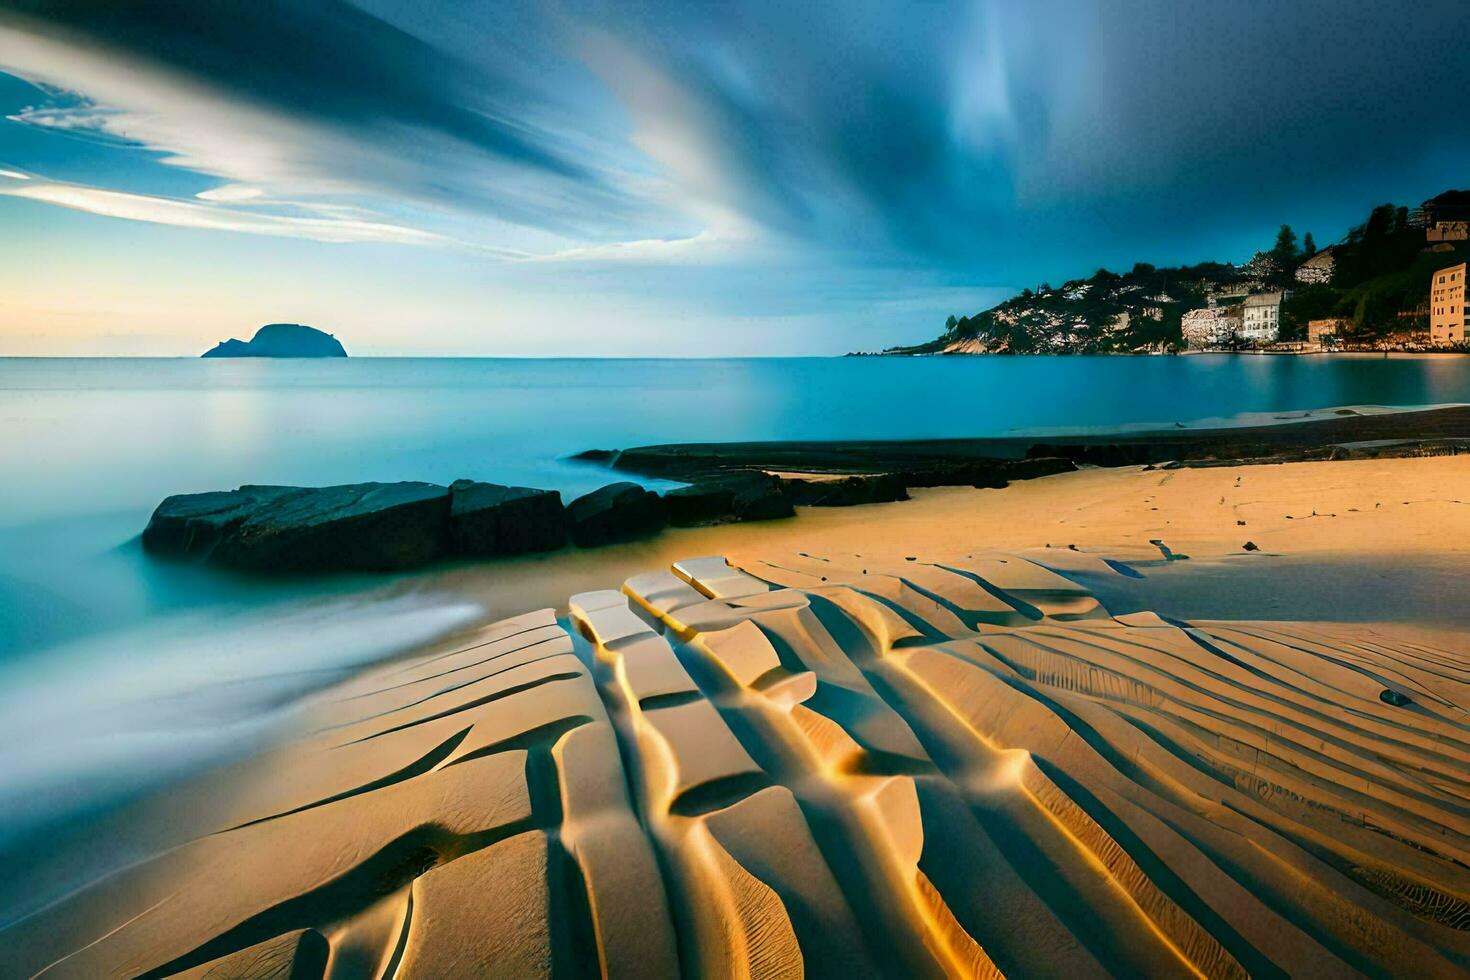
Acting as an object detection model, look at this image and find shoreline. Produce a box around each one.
[593,402,1470,481]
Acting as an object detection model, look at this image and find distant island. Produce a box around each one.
[201,323,347,358]
[883,190,1470,355]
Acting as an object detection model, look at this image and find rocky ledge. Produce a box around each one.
[141,474,800,574]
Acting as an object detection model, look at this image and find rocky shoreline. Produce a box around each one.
[595,405,1470,475]
[142,405,1470,575]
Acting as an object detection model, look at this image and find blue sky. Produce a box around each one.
[3,0,1469,355]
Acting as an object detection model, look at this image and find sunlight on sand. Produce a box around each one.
[5,456,1468,977]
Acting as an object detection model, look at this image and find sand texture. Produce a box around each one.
[7,534,1469,978]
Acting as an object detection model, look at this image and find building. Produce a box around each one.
[1411,190,1470,230]
[1181,306,1238,349]
[1238,292,1283,344]
[1295,247,1335,285]
[1307,318,1347,345]
[1427,221,1469,242]
[1430,262,1468,345]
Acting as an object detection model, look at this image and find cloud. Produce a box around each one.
[0,179,458,246]
[5,0,1470,287]
[0,4,675,250]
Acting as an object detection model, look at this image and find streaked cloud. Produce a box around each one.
[1,179,456,246]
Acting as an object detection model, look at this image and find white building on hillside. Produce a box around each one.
[1239,292,1283,343]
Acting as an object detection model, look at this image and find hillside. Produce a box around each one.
[888,192,1470,354]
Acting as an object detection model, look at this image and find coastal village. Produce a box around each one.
[895,190,1470,355]
[1181,193,1470,351]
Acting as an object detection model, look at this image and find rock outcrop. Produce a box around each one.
[731,480,795,521]
[449,481,567,556]
[662,473,797,526]
[662,483,738,527]
[145,481,583,572]
[202,323,348,358]
[780,473,908,506]
[567,482,665,547]
[145,482,451,572]
[144,472,805,574]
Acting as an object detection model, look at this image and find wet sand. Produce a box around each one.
[5,455,1468,977]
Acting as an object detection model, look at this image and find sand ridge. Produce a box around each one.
[5,538,1468,978]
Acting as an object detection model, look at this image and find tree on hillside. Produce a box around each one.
[945,314,959,336]
[1302,232,1316,258]
[1271,224,1300,270]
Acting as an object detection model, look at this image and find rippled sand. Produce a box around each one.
[6,456,1469,978]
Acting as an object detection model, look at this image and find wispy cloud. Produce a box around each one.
[1,180,455,246]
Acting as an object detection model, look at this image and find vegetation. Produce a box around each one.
[897,191,1470,353]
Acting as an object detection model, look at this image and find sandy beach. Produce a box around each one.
[5,454,1468,977]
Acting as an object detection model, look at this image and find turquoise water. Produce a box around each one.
[1,353,1468,898]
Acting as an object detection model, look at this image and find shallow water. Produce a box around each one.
[1,354,1467,859]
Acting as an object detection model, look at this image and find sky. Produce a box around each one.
[3,0,1469,356]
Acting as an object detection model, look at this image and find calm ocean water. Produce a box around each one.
[1,353,1468,909]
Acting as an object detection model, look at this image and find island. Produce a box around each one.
[201,323,348,358]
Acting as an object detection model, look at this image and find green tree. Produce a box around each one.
[1271,224,1299,269]
[1302,232,1316,258]
[945,314,959,335]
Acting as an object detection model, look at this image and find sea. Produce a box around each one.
[2,352,1468,918]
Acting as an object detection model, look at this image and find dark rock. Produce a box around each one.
[1003,456,1079,480]
[567,482,665,546]
[449,480,566,556]
[1026,443,1159,467]
[902,456,1076,489]
[1379,688,1413,707]
[570,449,620,464]
[143,485,306,560]
[202,323,347,358]
[731,481,794,522]
[1242,541,1259,551]
[209,482,451,572]
[662,483,737,526]
[780,473,909,506]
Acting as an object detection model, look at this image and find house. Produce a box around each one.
[1294,247,1335,285]
[1427,221,1469,242]
[1308,318,1347,345]
[1430,262,1468,344]
[1181,306,1239,349]
[1412,190,1470,230]
[1238,292,1283,344]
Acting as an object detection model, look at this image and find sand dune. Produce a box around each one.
[7,536,1468,978]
